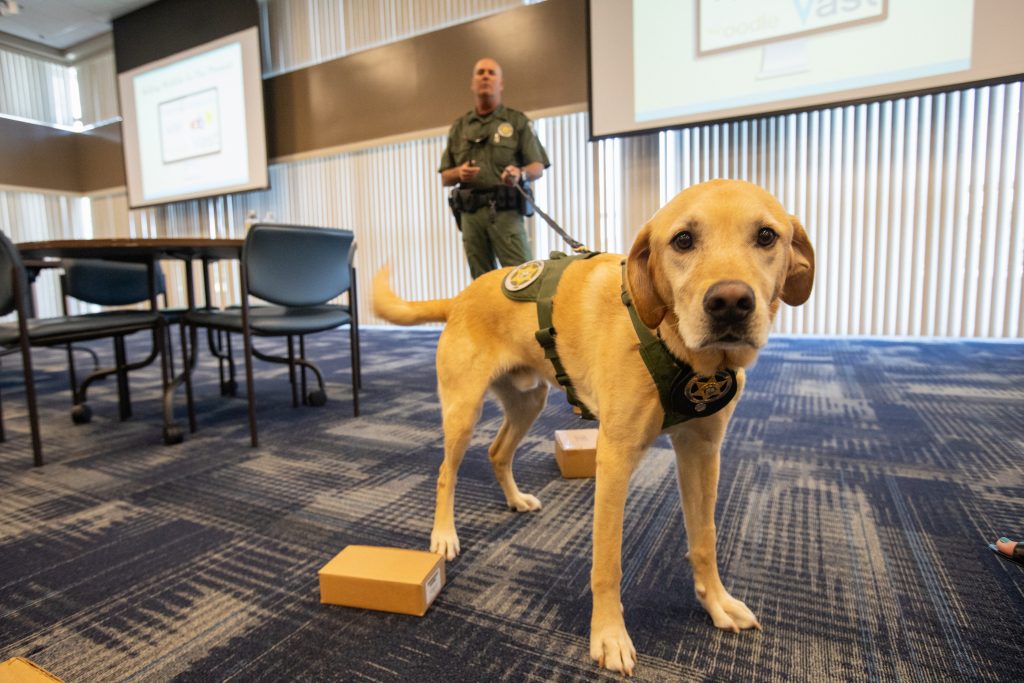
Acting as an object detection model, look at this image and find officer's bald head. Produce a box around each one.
[471,58,504,113]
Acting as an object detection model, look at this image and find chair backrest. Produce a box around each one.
[0,229,28,317]
[243,223,355,307]
[62,259,166,307]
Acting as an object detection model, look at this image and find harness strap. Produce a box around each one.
[620,284,673,387]
[532,252,600,420]
[620,274,687,427]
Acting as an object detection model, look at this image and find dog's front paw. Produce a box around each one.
[590,621,637,675]
[430,528,460,561]
[698,588,761,633]
[506,492,542,512]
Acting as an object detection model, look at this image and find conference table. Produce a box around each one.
[17,237,245,445]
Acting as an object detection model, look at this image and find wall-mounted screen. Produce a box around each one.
[117,26,268,208]
[590,0,1024,139]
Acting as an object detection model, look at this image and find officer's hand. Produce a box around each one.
[458,161,481,183]
[500,165,521,186]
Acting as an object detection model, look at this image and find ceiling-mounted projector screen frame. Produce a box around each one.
[588,0,1024,141]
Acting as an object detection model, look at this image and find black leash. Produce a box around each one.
[515,182,590,254]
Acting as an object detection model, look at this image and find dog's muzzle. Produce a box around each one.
[703,280,755,343]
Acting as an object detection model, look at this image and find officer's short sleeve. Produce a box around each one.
[439,123,459,173]
[517,117,551,169]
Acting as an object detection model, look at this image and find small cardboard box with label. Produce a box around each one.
[554,428,598,478]
[319,546,445,616]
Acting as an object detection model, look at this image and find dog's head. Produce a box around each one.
[626,179,814,371]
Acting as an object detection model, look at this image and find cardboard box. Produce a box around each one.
[319,545,445,616]
[0,658,63,682]
[554,428,598,478]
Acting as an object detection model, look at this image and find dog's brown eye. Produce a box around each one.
[756,227,777,247]
[672,231,694,251]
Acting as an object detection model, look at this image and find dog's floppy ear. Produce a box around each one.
[781,215,815,306]
[626,223,669,329]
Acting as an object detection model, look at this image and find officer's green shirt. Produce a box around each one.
[439,105,550,189]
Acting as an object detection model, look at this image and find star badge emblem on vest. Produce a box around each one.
[504,260,545,291]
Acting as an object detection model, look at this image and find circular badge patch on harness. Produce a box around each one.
[497,122,514,138]
[683,371,734,413]
[504,260,545,291]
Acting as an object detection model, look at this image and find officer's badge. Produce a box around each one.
[504,260,544,291]
[497,122,514,138]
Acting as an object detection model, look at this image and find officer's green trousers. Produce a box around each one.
[460,206,531,279]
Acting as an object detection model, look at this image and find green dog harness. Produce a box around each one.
[501,254,739,428]
[618,264,738,429]
[503,251,601,419]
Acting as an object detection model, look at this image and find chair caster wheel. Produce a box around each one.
[71,404,92,424]
[221,379,238,396]
[163,424,184,445]
[308,390,327,407]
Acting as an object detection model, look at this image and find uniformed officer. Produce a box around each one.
[440,57,551,279]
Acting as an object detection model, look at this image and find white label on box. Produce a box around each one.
[424,568,442,605]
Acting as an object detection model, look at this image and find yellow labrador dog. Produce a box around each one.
[373,179,814,675]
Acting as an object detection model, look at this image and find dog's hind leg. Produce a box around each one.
[487,373,548,512]
[431,335,494,560]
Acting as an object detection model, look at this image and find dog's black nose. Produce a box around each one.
[703,280,755,324]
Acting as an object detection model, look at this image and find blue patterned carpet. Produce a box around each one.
[1,329,1022,682]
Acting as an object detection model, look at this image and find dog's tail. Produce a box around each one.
[372,266,451,325]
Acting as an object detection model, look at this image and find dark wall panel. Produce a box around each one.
[112,0,259,73]
[265,0,587,157]
[75,123,127,191]
[0,119,126,193]
[0,118,80,190]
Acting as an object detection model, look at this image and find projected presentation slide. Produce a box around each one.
[159,88,222,164]
[132,42,250,202]
[635,0,972,124]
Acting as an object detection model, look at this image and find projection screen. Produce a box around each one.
[117,26,268,208]
[589,0,1024,139]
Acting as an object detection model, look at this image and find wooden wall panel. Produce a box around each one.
[75,123,126,191]
[0,119,125,193]
[0,117,79,190]
[264,0,587,157]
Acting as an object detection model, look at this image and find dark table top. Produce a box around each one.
[17,238,244,261]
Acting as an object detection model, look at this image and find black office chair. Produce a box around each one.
[0,231,170,466]
[183,222,360,447]
[59,258,181,425]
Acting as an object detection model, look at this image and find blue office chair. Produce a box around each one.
[183,222,360,447]
[0,232,171,466]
